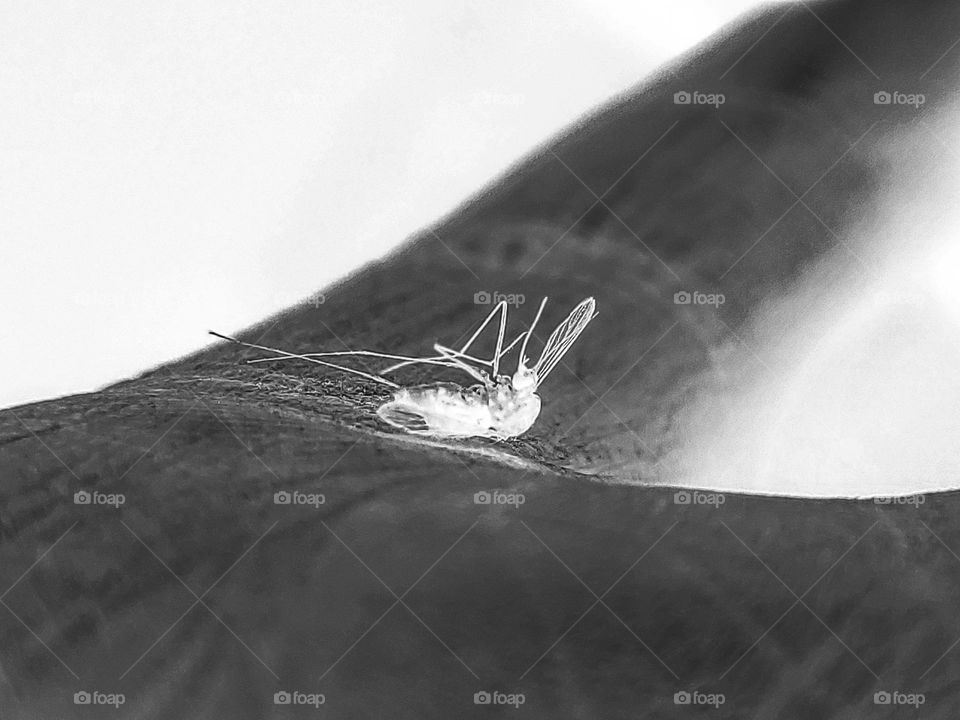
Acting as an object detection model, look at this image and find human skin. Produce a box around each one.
[3,0,960,717]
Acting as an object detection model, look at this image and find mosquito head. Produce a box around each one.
[511,362,538,394]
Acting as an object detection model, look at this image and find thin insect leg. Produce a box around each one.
[458,300,509,357]
[381,333,525,374]
[499,331,526,358]
[433,346,487,383]
[492,301,509,377]
[408,333,525,366]
[382,349,491,374]
[519,297,548,369]
[434,347,487,383]
[382,345,494,373]
[442,299,508,370]
[248,350,462,369]
[435,343,497,364]
[208,331,400,388]
[382,299,511,374]
[248,349,485,382]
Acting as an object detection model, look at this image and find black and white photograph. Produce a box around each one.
[3,0,960,716]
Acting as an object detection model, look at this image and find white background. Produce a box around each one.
[2,0,773,408]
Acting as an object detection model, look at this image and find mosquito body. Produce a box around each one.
[209,296,597,440]
[377,378,542,440]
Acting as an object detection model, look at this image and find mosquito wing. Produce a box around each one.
[376,401,434,435]
[532,297,597,388]
[377,384,495,438]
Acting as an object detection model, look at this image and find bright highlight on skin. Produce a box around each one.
[210,297,597,439]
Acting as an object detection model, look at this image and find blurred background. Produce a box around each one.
[0,0,782,409]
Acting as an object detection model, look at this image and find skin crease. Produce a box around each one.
[5,1,960,718]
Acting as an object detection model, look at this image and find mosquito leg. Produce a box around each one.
[359,331,525,375]
[248,350,465,370]
[433,346,487,383]
[434,300,510,369]
[401,329,524,373]
[383,348,490,373]
[381,303,506,374]
[382,347,493,374]
[209,331,400,388]
[382,299,518,374]
[500,331,525,358]
[458,300,508,357]
[244,345,495,383]
[491,301,509,377]
[249,350,488,383]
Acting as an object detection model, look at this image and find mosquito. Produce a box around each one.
[209,296,597,440]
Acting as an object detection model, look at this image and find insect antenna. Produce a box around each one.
[519,297,549,368]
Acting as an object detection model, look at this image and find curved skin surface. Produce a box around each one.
[4,0,960,717]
